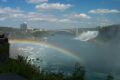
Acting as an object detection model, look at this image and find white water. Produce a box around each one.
[74,31,99,41]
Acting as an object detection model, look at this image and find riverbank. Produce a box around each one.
[0,56,86,80]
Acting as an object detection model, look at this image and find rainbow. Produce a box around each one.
[9,39,83,63]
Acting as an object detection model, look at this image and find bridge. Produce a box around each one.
[51,28,97,36]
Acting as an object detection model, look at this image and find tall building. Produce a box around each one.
[20,22,27,32]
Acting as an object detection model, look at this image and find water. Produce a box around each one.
[9,31,120,80]
[74,31,99,41]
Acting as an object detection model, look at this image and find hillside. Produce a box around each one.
[96,24,120,42]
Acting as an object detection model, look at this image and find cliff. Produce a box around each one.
[97,24,120,42]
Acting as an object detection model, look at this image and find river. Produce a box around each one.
[9,31,120,80]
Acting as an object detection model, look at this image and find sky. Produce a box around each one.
[0,0,120,29]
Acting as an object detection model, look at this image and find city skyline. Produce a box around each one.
[0,0,120,29]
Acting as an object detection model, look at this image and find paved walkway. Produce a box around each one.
[0,73,27,80]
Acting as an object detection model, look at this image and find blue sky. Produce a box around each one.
[0,0,120,29]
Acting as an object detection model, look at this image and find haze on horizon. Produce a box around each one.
[0,0,120,29]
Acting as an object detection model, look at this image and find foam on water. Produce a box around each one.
[74,31,99,41]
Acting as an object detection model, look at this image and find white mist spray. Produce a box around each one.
[74,31,99,41]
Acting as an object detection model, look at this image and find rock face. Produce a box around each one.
[97,25,120,42]
[0,34,9,63]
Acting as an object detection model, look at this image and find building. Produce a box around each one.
[20,22,27,32]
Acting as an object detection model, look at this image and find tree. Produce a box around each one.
[71,63,85,80]
[106,74,114,80]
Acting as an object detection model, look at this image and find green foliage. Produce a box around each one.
[0,56,40,79]
[70,63,85,80]
[0,56,86,80]
[64,63,85,80]
[96,26,101,30]
[106,74,114,80]
[0,43,9,53]
[32,31,48,37]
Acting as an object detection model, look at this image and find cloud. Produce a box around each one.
[0,17,6,21]
[89,9,120,14]
[0,7,90,27]
[59,19,70,22]
[26,0,48,4]
[0,7,22,14]
[24,12,77,23]
[74,13,91,19]
[1,0,7,2]
[36,3,72,10]
[67,13,91,19]
[26,12,58,22]
[0,7,24,20]
[26,12,76,23]
[0,7,60,22]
